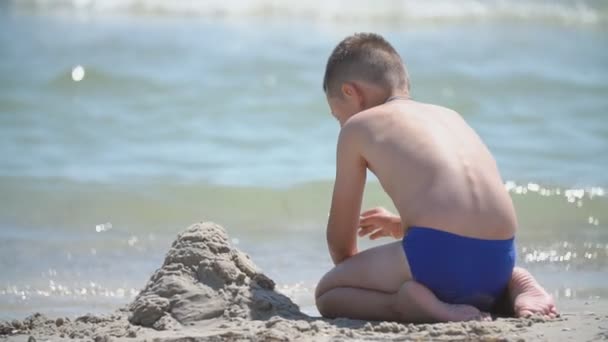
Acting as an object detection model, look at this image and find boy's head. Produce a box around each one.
[323,33,409,125]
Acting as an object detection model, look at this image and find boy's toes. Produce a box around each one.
[510,267,558,319]
[518,309,533,318]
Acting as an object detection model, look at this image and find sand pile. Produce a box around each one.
[128,222,305,329]
[3,221,595,341]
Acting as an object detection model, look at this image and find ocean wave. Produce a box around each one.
[9,0,607,26]
[0,176,605,233]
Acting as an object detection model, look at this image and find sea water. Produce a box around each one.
[0,0,607,319]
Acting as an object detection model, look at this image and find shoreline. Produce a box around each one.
[1,222,606,342]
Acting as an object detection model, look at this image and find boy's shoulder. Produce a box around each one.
[338,108,380,143]
[341,105,387,131]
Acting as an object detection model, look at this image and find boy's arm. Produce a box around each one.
[326,124,367,265]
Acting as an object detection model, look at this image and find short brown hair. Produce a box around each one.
[323,33,409,97]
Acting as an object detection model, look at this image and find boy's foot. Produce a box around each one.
[509,267,558,318]
[398,281,491,323]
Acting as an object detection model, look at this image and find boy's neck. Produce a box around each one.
[385,94,411,103]
[367,89,410,108]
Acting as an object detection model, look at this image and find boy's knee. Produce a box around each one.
[315,274,339,318]
[315,291,336,318]
[314,270,335,299]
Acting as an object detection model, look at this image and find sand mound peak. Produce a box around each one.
[128,222,305,330]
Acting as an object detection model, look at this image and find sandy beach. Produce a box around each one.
[1,222,606,342]
[2,1,607,332]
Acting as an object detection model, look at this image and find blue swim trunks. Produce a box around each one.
[402,226,516,311]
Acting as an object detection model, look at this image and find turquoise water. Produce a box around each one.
[0,0,607,319]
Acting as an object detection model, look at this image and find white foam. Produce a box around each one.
[11,0,605,25]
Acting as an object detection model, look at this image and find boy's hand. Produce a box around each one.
[358,207,404,240]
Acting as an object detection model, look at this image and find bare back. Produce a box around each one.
[352,100,517,239]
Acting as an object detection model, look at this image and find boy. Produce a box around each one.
[315,33,557,323]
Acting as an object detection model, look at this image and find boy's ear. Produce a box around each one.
[341,83,356,98]
[342,82,364,109]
